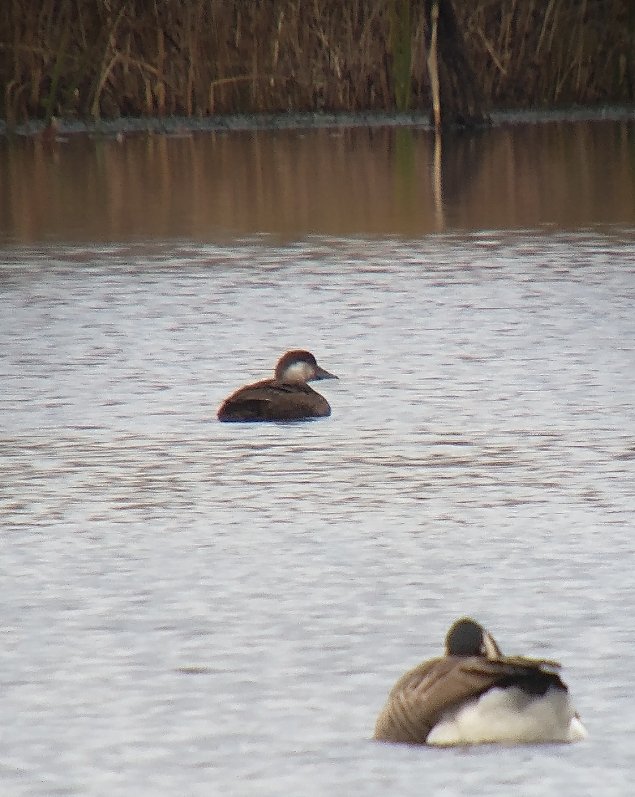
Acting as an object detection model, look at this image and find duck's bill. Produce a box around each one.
[314,366,338,380]
[482,630,502,659]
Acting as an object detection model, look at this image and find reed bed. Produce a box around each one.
[0,0,631,123]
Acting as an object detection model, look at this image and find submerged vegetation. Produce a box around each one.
[0,0,632,124]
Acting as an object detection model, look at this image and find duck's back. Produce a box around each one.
[217,379,331,422]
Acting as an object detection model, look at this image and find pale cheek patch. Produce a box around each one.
[283,362,312,382]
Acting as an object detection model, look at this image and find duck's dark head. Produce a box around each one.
[445,617,502,659]
[274,350,338,383]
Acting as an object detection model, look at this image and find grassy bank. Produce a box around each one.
[1,0,632,124]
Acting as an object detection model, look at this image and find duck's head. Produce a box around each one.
[274,350,338,383]
[445,617,502,659]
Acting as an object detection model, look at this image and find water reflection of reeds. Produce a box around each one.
[1,122,634,243]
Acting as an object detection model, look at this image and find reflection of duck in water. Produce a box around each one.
[217,350,337,422]
[374,617,587,746]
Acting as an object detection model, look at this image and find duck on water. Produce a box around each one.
[374,617,587,746]
[217,350,337,422]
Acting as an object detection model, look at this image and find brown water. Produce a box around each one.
[1,120,634,242]
[1,121,635,796]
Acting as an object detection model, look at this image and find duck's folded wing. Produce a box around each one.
[217,387,274,421]
[218,381,327,421]
[224,382,316,405]
[464,655,567,695]
[497,654,561,670]
[218,381,287,415]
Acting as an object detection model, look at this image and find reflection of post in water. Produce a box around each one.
[432,131,444,231]
[424,0,489,129]
[393,127,445,233]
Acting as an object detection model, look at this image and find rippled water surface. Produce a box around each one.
[1,123,635,796]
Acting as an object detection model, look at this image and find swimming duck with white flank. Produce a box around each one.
[374,617,587,746]
[217,350,337,422]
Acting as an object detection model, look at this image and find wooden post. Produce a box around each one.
[427,0,441,131]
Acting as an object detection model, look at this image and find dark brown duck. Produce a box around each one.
[217,349,337,422]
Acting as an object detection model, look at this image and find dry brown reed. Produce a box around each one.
[465,0,632,106]
[0,0,632,124]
